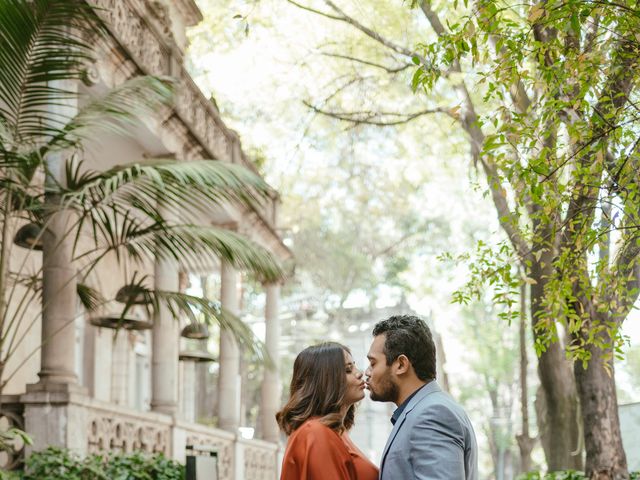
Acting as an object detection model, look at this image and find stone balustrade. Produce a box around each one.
[239,437,279,480]
[86,400,172,455]
[5,393,280,479]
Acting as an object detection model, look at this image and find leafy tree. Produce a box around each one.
[408,0,640,476]
[210,0,583,468]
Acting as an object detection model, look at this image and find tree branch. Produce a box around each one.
[321,0,427,63]
[303,101,454,126]
[559,38,637,254]
[419,0,531,260]
[285,0,343,20]
[320,52,413,73]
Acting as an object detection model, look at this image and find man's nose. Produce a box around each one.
[365,366,371,377]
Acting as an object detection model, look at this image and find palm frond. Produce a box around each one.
[116,275,269,361]
[0,0,104,145]
[160,291,269,363]
[46,76,174,152]
[60,159,272,215]
[77,282,104,311]
[75,213,283,282]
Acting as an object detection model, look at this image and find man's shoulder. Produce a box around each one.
[414,388,463,410]
[410,390,472,427]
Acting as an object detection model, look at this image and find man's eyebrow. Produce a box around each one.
[366,355,375,360]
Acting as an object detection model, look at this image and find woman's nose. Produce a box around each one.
[355,369,363,379]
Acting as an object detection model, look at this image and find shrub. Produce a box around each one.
[518,471,640,480]
[104,451,184,480]
[16,447,184,480]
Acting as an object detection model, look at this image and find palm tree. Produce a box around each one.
[0,0,284,399]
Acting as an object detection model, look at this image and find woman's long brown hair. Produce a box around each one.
[276,342,355,435]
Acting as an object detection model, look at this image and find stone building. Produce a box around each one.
[0,1,291,479]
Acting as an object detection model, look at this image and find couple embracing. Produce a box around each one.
[277,315,478,480]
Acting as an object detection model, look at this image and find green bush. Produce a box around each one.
[12,447,184,480]
[518,471,640,480]
[104,451,184,480]
[0,470,20,480]
[517,472,586,480]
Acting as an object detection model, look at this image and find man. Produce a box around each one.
[365,315,478,480]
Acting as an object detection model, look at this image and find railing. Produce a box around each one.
[3,393,280,479]
[176,420,235,480]
[85,399,172,455]
[240,437,279,480]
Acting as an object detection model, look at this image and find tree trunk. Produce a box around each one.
[530,257,583,471]
[574,328,628,480]
[517,281,536,473]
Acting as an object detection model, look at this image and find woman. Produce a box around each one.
[276,342,379,480]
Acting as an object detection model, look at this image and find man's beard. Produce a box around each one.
[369,372,399,403]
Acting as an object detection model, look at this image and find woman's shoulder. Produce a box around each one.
[291,418,340,441]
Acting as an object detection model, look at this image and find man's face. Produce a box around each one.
[365,334,399,403]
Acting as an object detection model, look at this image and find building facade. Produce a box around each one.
[0,1,291,479]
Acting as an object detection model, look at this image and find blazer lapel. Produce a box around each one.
[379,381,442,476]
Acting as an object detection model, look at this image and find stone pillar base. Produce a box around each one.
[21,383,89,455]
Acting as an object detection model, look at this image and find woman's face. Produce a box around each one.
[343,350,365,406]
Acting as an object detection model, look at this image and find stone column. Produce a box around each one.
[32,78,81,388]
[151,257,179,415]
[37,203,78,386]
[111,332,130,406]
[260,283,281,443]
[217,259,241,432]
[181,360,196,422]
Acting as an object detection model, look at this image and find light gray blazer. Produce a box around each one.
[379,381,478,480]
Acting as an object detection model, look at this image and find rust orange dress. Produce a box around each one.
[280,419,379,480]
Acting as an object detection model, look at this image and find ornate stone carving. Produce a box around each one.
[186,433,234,480]
[92,0,170,76]
[88,0,252,166]
[87,410,170,455]
[243,443,278,480]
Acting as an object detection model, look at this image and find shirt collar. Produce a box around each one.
[390,383,428,425]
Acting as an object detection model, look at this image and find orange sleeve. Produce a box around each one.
[281,421,356,480]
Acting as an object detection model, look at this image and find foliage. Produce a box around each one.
[0,470,20,480]
[103,451,183,480]
[517,471,640,480]
[14,447,183,480]
[0,429,31,459]
[410,0,640,363]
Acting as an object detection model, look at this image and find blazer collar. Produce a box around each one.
[379,381,441,475]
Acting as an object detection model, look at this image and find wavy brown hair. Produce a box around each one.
[276,342,356,435]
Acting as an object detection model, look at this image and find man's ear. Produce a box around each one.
[394,354,411,375]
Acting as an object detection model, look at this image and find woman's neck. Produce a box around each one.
[340,404,350,423]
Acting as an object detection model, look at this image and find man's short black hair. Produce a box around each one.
[372,314,436,382]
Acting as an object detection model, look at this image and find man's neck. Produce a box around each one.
[395,379,430,407]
